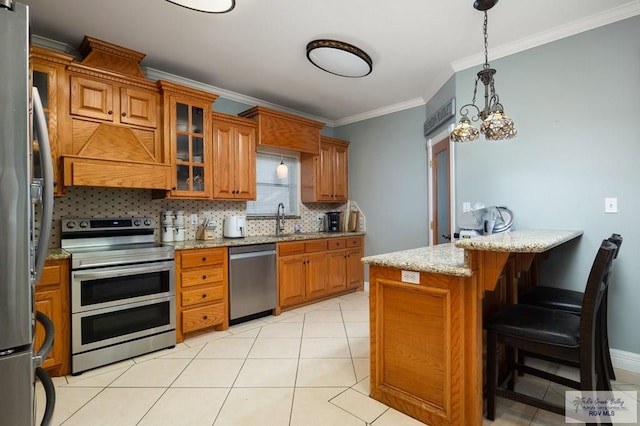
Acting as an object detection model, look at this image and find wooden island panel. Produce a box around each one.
[369,265,482,426]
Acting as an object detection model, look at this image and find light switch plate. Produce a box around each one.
[605,197,618,214]
[401,270,420,284]
[462,202,471,213]
[190,213,198,224]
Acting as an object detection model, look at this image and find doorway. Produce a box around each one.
[427,126,456,245]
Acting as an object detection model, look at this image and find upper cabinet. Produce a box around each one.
[61,36,171,190]
[30,46,74,197]
[301,136,349,202]
[211,113,256,200]
[157,80,218,199]
[238,106,324,155]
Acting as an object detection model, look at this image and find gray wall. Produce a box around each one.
[335,106,429,280]
[455,15,639,354]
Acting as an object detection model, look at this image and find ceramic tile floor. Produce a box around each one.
[36,290,640,425]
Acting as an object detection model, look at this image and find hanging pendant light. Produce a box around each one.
[276,156,288,179]
[451,0,517,142]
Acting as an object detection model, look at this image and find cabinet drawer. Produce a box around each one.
[278,241,306,257]
[37,264,61,287]
[327,238,346,250]
[181,249,225,269]
[305,239,327,253]
[181,284,224,307]
[182,303,225,333]
[181,268,224,288]
[346,237,362,248]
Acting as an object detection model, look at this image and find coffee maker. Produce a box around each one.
[325,212,341,232]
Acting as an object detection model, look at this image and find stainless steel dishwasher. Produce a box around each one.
[228,243,277,325]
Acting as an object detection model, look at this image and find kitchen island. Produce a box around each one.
[362,229,582,426]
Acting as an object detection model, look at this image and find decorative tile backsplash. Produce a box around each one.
[46,187,361,248]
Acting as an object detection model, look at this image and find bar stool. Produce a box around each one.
[485,240,617,421]
[518,234,622,379]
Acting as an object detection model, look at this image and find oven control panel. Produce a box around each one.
[62,217,155,232]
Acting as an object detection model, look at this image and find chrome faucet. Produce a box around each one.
[276,203,285,235]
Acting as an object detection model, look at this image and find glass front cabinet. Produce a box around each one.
[158,80,218,198]
[30,46,73,196]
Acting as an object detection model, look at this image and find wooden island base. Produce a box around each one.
[364,230,583,426]
[369,265,482,426]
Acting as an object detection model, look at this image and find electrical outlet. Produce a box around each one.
[401,270,420,284]
[190,213,198,224]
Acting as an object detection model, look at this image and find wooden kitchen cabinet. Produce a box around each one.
[61,36,171,191]
[176,247,228,342]
[301,136,349,202]
[158,80,218,199]
[70,76,158,128]
[211,113,257,200]
[238,106,324,155]
[277,236,364,310]
[31,46,74,196]
[34,259,70,377]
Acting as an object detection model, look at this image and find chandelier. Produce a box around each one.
[451,0,517,142]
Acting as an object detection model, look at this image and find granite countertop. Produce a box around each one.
[170,231,366,250]
[454,229,583,253]
[361,229,583,277]
[361,243,472,277]
[46,248,71,260]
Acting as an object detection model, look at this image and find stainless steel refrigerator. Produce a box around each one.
[1,1,56,425]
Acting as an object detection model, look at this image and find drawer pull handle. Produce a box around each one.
[202,275,207,280]
[202,257,207,261]
[203,315,208,320]
[202,293,207,298]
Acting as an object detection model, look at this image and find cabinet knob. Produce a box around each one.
[121,112,127,117]
[203,315,208,320]
[172,186,177,190]
[202,293,207,298]
[107,110,113,115]
[202,257,207,261]
[202,275,207,280]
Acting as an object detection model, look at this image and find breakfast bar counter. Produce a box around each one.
[362,229,582,426]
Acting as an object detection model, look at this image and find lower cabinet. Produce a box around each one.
[35,259,70,377]
[277,236,364,310]
[176,247,228,342]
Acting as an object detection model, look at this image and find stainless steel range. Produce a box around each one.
[61,217,176,374]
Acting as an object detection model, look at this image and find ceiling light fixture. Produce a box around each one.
[306,39,372,78]
[451,0,517,142]
[165,0,235,13]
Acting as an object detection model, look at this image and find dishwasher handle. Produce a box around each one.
[229,250,276,260]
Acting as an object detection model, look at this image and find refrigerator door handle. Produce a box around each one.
[32,87,54,283]
[34,310,55,366]
[35,367,56,426]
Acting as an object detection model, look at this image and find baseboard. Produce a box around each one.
[611,348,640,374]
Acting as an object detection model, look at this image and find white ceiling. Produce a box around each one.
[23,0,640,126]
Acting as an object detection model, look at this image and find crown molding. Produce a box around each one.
[333,97,426,127]
[452,0,640,72]
[144,67,333,126]
[31,35,80,58]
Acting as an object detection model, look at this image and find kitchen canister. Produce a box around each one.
[162,224,174,242]
[174,226,185,242]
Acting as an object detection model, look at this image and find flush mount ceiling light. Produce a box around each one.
[451,0,517,142]
[165,0,235,13]
[306,39,372,78]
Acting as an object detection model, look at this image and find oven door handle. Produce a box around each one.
[73,262,174,281]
